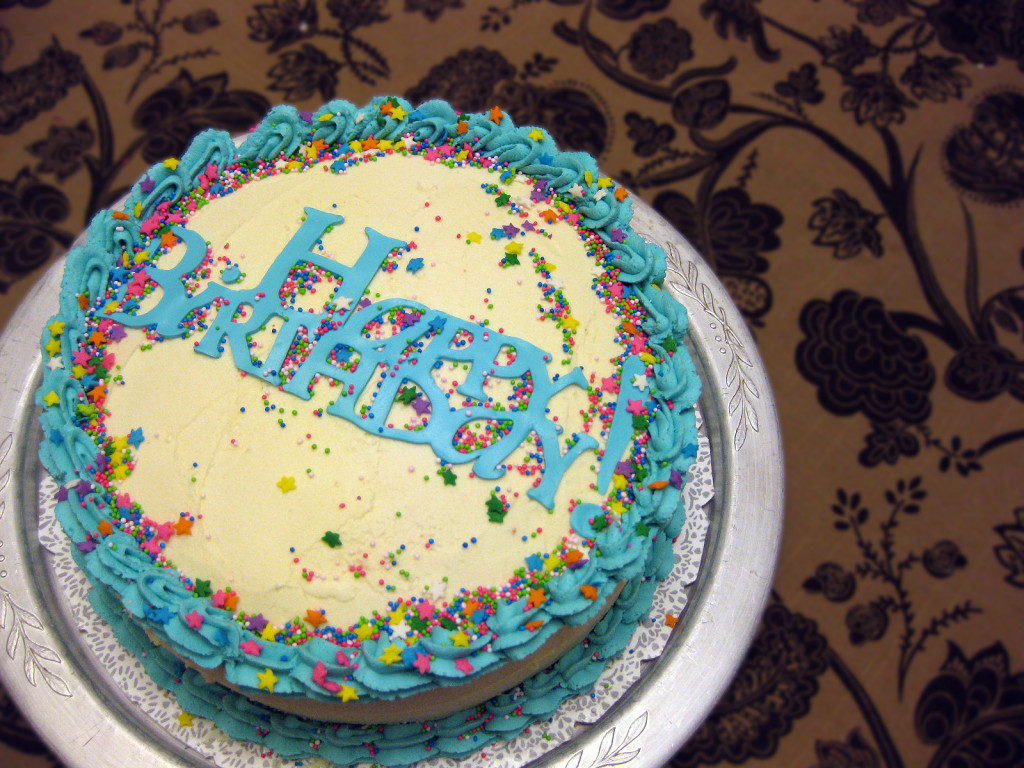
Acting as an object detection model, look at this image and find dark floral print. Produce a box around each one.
[796,291,935,424]
[131,69,269,163]
[405,0,463,23]
[267,43,340,100]
[943,343,1020,402]
[840,71,916,128]
[926,0,1024,70]
[943,90,1024,205]
[494,82,608,156]
[0,39,84,135]
[625,112,675,157]
[0,168,71,290]
[820,25,877,75]
[915,642,1024,768]
[855,0,908,28]
[860,420,920,467]
[595,0,669,20]
[804,562,857,602]
[247,0,319,52]
[27,119,93,180]
[774,62,824,105]
[811,729,881,768]
[653,187,781,275]
[994,508,1024,588]
[922,540,968,579]
[406,47,516,111]
[627,18,693,80]
[325,0,388,32]
[900,54,970,103]
[699,0,779,62]
[846,603,889,645]
[809,189,884,260]
[672,78,731,129]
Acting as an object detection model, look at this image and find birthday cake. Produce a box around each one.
[37,97,701,764]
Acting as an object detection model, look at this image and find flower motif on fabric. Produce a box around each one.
[899,54,970,103]
[627,18,694,80]
[671,602,829,767]
[994,507,1024,589]
[27,119,94,181]
[914,641,1024,768]
[809,189,884,260]
[0,169,72,290]
[625,112,676,157]
[840,71,916,128]
[268,43,341,100]
[0,38,83,135]
[926,0,1024,70]
[943,90,1024,205]
[796,290,935,424]
[247,0,320,53]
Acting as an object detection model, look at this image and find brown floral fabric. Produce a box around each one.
[1,2,1022,767]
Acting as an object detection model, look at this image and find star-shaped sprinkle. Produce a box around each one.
[406,257,424,274]
[632,374,649,391]
[390,104,408,121]
[305,609,327,627]
[163,157,179,170]
[397,386,418,405]
[502,252,520,266]
[379,644,403,665]
[338,684,359,702]
[413,652,431,674]
[626,399,646,416]
[256,668,278,692]
[261,623,278,642]
[239,639,262,655]
[527,128,544,141]
[177,711,194,727]
[76,540,96,554]
[465,231,481,244]
[527,588,547,609]
[580,584,598,600]
[600,377,619,395]
[185,610,204,630]
[42,390,60,407]
[437,466,456,485]
[450,631,470,647]
[160,231,178,249]
[173,517,193,535]
[277,476,296,493]
[489,106,503,123]
[127,427,144,448]
[486,492,506,523]
[411,396,432,416]
[139,176,155,194]
[322,530,342,548]
[455,657,474,675]
[561,315,579,331]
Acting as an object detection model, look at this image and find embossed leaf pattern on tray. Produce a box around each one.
[0,434,71,698]
[666,254,761,451]
[564,712,647,768]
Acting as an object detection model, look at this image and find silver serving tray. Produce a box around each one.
[0,202,783,768]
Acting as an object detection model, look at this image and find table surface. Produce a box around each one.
[1,3,1022,768]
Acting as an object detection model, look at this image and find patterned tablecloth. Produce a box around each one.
[1,2,1022,768]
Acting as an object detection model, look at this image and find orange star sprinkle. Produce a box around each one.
[88,384,107,402]
[456,120,468,134]
[97,520,113,536]
[563,549,583,565]
[665,613,679,628]
[527,588,546,609]
[173,518,193,536]
[614,186,629,201]
[361,136,379,151]
[78,294,89,309]
[489,106,503,123]
[222,591,239,611]
[111,211,130,220]
[305,609,327,628]
[580,584,598,600]
[160,231,178,249]
[89,330,106,345]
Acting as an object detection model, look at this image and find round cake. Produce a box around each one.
[37,97,701,764]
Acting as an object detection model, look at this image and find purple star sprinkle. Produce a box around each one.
[299,111,314,122]
[108,323,127,342]
[502,224,520,237]
[358,297,373,309]
[521,221,535,232]
[610,228,627,243]
[77,540,96,554]
[139,176,155,194]
[55,486,69,502]
[614,461,634,478]
[411,396,432,416]
[247,613,269,633]
[75,480,92,497]
[669,468,684,489]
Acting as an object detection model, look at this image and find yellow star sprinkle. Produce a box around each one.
[71,365,88,379]
[112,464,130,481]
[455,149,469,161]
[43,391,60,407]
[318,113,334,122]
[465,232,481,244]
[354,623,375,642]
[338,684,359,702]
[584,171,594,186]
[504,242,522,255]
[388,606,407,626]
[348,139,362,152]
[261,623,278,642]
[609,499,627,515]
[528,128,544,141]
[390,105,408,121]
[48,320,65,336]
[379,644,403,665]
[277,476,296,493]
[597,176,613,188]
[379,139,393,150]
[450,631,470,648]
[104,301,121,314]
[177,711,194,727]
[110,436,129,454]
[561,315,579,331]
[133,202,143,217]
[612,473,629,491]
[44,337,61,357]
[163,158,179,170]
[256,668,278,692]
[543,553,562,572]
[133,250,150,265]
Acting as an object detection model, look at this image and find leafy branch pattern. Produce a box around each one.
[666,255,760,451]
[564,711,646,768]
[807,478,980,698]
